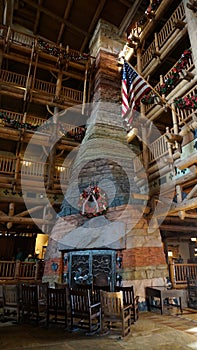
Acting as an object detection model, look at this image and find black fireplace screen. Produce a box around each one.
[66,249,116,290]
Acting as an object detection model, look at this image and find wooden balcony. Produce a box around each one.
[141,2,186,73]
[143,48,194,115]
[0,156,70,189]
[0,260,44,282]
[169,262,197,289]
[0,69,83,107]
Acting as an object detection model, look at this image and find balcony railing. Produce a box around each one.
[0,260,44,281]
[0,69,83,104]
[133,133,169,173]
[144,48,194,114]
[141,2,185,70]
[0,156,71,183]
[169,262,197,289]
[174,86,197,126]
[0,156,16,175]
[0,25,88,64]
[0,69,27,89]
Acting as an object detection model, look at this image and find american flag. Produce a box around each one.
[121,61,150,126]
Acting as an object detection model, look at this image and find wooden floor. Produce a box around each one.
[1,308,197,349]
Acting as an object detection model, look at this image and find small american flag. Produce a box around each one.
[121,61,150,126]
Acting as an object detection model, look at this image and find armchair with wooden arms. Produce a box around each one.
[100,290,132,337]
[115,285,139,322]
[69,288,101,334]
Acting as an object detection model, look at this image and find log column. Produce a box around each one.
[183,0,197,70]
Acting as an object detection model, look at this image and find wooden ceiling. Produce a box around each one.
[9,0,148,53]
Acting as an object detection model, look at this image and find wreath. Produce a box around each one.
[78,185,108,218]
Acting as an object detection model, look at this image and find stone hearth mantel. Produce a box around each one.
[58,216,126,251]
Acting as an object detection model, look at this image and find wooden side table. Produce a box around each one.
[146,286,183,314]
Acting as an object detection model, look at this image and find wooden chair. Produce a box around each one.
[69,289,101,334]
[100,290,132,337]
[46,287,67,327]
[2,284,21,323]
[74,284,100,304]
[115,285,139,322]
[21,284,46,324]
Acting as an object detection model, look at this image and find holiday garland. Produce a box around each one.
[78,185,108,218]
[141,49,192,105]
[37,39,90,61]
[174,94,197,109]
[0,112,85,141]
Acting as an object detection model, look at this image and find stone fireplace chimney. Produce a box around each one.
[43,19,168,305]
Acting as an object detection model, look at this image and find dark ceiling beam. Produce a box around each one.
[160,224,197,232]
[118,0,144,36]
[21,0,88,37]
[80,0,107,52]
[33,0,44,34]
[57,0,73,45]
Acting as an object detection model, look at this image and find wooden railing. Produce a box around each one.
[0,24,88,63]
[0,69,83,104]
[0,109,84,133]
[0,69,27,88]
[0,156,16,174]
[133,133,169,173]
[175,86,197,126]
[144,47,194,114]
[149,134,169,164]
[157,2,185,49]
[0,156,71,183]
[169,262,197,289]
[141,2,185,70]
[21,160,48,178]
[34,79,56,96]
[0,260,44,281]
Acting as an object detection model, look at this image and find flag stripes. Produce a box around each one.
[121,61,150,126]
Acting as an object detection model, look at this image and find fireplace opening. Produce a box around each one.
[62,249,117,291]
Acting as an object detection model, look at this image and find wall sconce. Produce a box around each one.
[116,274,122,286]
[168,251,173,257]
[117,256,122,268]
[22,161,32,167]
[56,166,65,172]
[51,262,58,272]
[191,237,197,242]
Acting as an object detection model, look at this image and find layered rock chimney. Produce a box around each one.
[43,19,168,304]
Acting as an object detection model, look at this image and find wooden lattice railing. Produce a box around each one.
[175,86,197,126]
[141,2,185,70]
[133,133,169,173]
[0,69,27,88]
[144,47,194,114]
[0,156,16,174]
[0,69,83,104]
[0,260,44,281]
[169,262,197,289]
